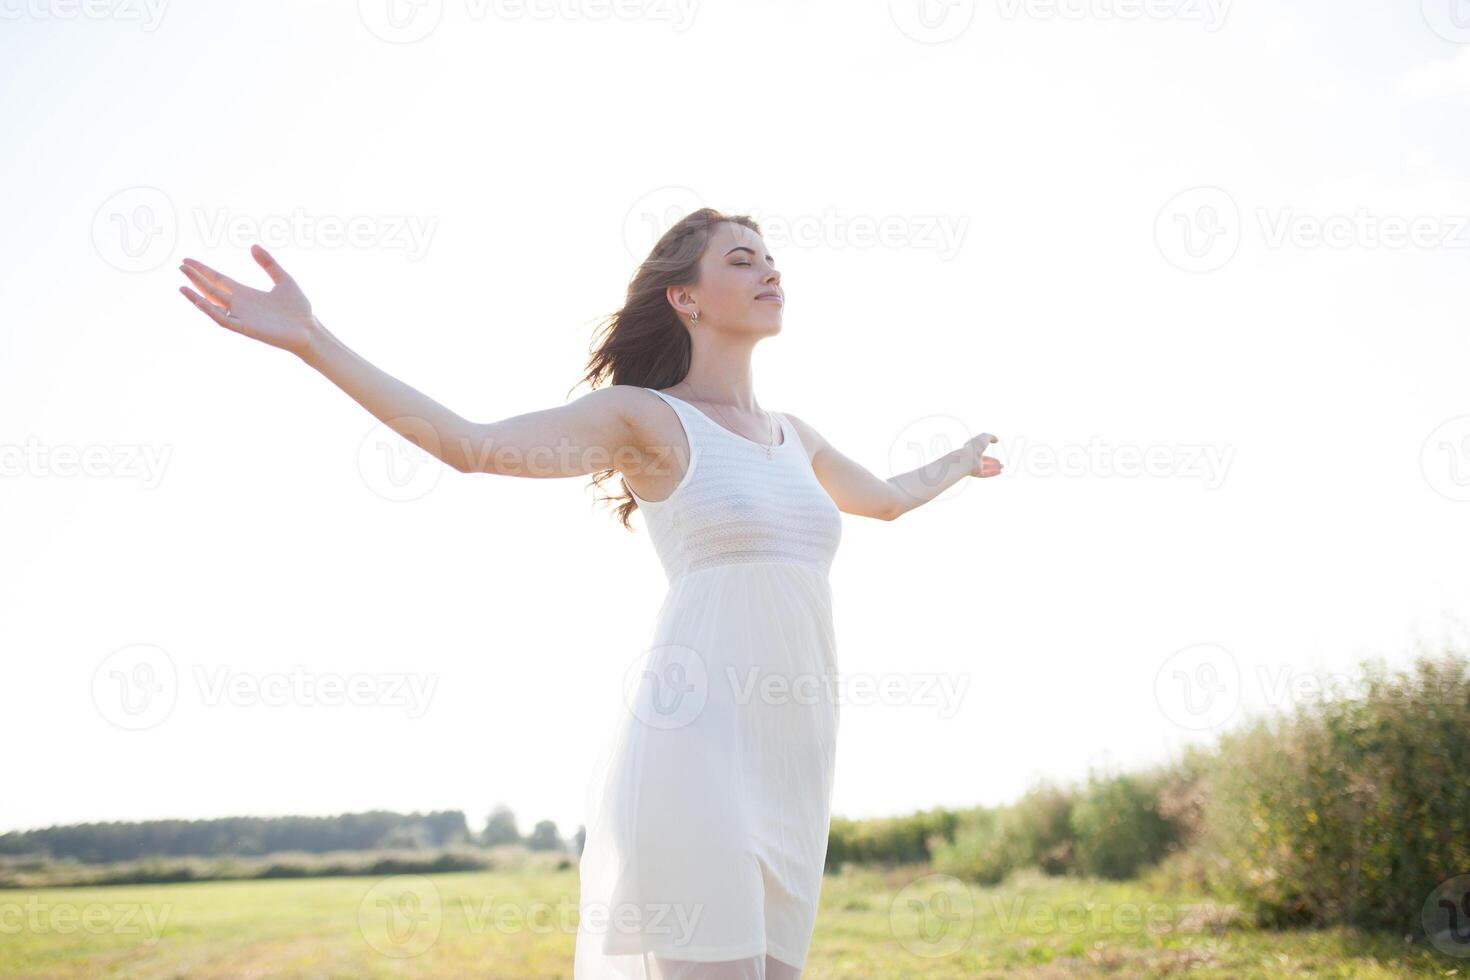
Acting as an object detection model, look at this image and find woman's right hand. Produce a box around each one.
[178,244,318,357]
[967,433,1004,478]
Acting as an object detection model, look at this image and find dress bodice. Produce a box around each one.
[629,388,843,582]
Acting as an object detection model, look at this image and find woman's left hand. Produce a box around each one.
[967,433,1003,478]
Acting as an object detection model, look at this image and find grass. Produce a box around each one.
[0,864,1455,978]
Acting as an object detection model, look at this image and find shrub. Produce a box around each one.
[1200,649,1470,931]
[526,820,563,852]
[825,807,961,871]
[931,783,1075,884]
[1070,771,1179,880]
[482,805,520,847]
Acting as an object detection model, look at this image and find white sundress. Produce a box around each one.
[574,387,844,979]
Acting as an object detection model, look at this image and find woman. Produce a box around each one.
[178,207,1003,979]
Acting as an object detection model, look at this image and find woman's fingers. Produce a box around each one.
[251,243,294,285]
[967,432,1004,478]
[179,264,231,305]
[178,285,241,333]
[179,257,241,295]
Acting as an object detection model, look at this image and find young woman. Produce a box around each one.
[178,207,1003,979]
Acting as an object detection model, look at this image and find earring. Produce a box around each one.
[690,310,699,324]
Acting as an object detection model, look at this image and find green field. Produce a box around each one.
[0,865,1452,978]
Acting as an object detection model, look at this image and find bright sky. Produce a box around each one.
[4,0,1469,841]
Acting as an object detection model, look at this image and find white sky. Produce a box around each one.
[4,0,1470,840]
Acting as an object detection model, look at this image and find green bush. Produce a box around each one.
[931,782,1075,884]
[823,645,1468,939]
[1070,771,1179,880]
[1200,650,1470,931]
[825,807,961,871]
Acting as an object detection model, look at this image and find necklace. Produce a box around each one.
[676,381,779,459]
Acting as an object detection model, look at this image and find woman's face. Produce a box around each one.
[677,221,783,334]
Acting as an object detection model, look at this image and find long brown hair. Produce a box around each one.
[572,207,762,531]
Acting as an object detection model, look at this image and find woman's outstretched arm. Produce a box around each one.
[785,413,1002,521]
[178,244,643,478]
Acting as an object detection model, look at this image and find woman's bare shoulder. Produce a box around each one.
[600,383,673,420]
[601,384,687,454]
[778,411,828,461]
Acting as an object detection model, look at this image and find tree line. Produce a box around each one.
[0,806,585,864]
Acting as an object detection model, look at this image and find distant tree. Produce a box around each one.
[376,823,432,850]
[425,810,471,846]
[0,810,474,864]
[482,805,520,847]
[572,825,586,856]
[526,820,562,852]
